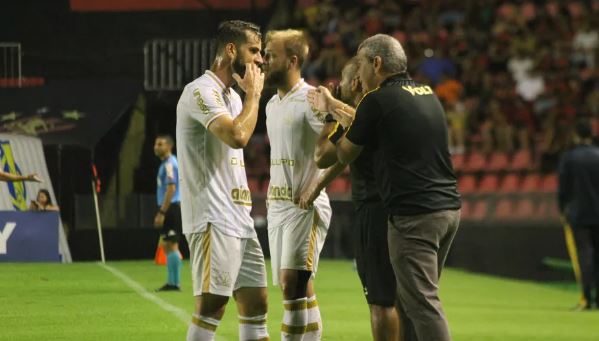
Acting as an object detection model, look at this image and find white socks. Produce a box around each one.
[239,314,269,341]
[187,314,220,341]
[303,295,322,340]
[281,297,308,340]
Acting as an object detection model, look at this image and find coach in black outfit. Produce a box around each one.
[334,34,461,341]
[558,120,599,310]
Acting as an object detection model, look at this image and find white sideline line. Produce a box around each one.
[98,262,190,324]
[98,262,229,341]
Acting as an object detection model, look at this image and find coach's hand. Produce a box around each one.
[332,107,355,129]
[233,63,264,96]
[154,212,165,228]
[307,86,334,113]
[296,185,317,210]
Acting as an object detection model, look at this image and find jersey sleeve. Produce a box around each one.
[327,122,345,144]
[345,92,382,146]
[189,84,230,128]
[165,160,178,185]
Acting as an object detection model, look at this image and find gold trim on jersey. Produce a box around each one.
[201,224,212,293]
[306,211,320,271]
[279,78,305,102]
[205,70,226,91]
[192,88,210,114]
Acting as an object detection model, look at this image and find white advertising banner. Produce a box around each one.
[0,133,72,262]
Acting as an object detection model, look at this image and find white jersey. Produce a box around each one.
[265,79,331,215]
[176,70,255,238]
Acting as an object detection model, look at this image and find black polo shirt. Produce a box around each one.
[329,119,380,206]
[345,74,461,216]
[558,144,599,227]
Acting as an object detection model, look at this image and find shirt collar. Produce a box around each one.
[380,72,411,87]
[205,70,228,93]
[278,78,304,101]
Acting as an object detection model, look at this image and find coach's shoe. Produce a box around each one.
[155,284,181,292]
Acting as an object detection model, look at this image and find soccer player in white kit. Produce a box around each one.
[176,20,269,341]
[262,29,332,341]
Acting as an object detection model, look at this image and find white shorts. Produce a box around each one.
[186,224,267,297]
[267,205,331,285]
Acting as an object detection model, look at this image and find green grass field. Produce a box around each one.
[1,260,598,341]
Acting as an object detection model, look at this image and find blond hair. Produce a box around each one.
[266,29,310,68]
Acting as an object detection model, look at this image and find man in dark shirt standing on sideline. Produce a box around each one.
[558,120,599,310]
[335,34,461,341]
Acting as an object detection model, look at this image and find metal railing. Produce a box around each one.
[144,39,216,91]
[0,42,21,87]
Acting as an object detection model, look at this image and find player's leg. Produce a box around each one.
[355,203,400,341]
[233,236,270,341]
[186,225,241,340]
[166,240,182,289]
[277,210,318,340]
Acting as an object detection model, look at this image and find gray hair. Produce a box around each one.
[358,34,407,74]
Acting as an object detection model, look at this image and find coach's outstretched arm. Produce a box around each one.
[208,63,264,149]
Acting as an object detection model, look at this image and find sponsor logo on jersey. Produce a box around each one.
[0,141,27,211]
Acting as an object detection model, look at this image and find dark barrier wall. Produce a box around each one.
[68,200,572,282]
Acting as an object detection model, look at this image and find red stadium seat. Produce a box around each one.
[478,174,499,193]
[487,152,509,172]
[541,174,558,193]
[521,174,541,193]
[494,199,514,219]
[451,153,465,172]
[464,151,486,173]
[510,149,533,171]
[460,200,471,220]
[471,200,488,220]
[458,175,477,194]
[327,177,349,194]
[514,198,537,219]
[499,174,520,193]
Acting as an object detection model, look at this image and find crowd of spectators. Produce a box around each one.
[262,0,598,174]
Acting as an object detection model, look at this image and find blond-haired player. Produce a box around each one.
[176,20,269,341]
[262,29,332,341]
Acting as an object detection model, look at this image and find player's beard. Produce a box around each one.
[265,66,287,88]
[232,55,246,78]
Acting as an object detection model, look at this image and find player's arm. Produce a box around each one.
[208,63,264,149]
[159,184,176,214]
[336,93,379,165]
[0,170,41,182]
[297,162,347,210]
[314,122,340,168]
[307,86,355,168]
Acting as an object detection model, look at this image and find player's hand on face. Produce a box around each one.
[154,212,165,228]
[307,86,334,113]
[232,63,264,95]
[332,107,355,129]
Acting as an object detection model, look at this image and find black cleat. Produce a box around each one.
[155,284,181,292]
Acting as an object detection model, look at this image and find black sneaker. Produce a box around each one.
[155,284,181,292]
